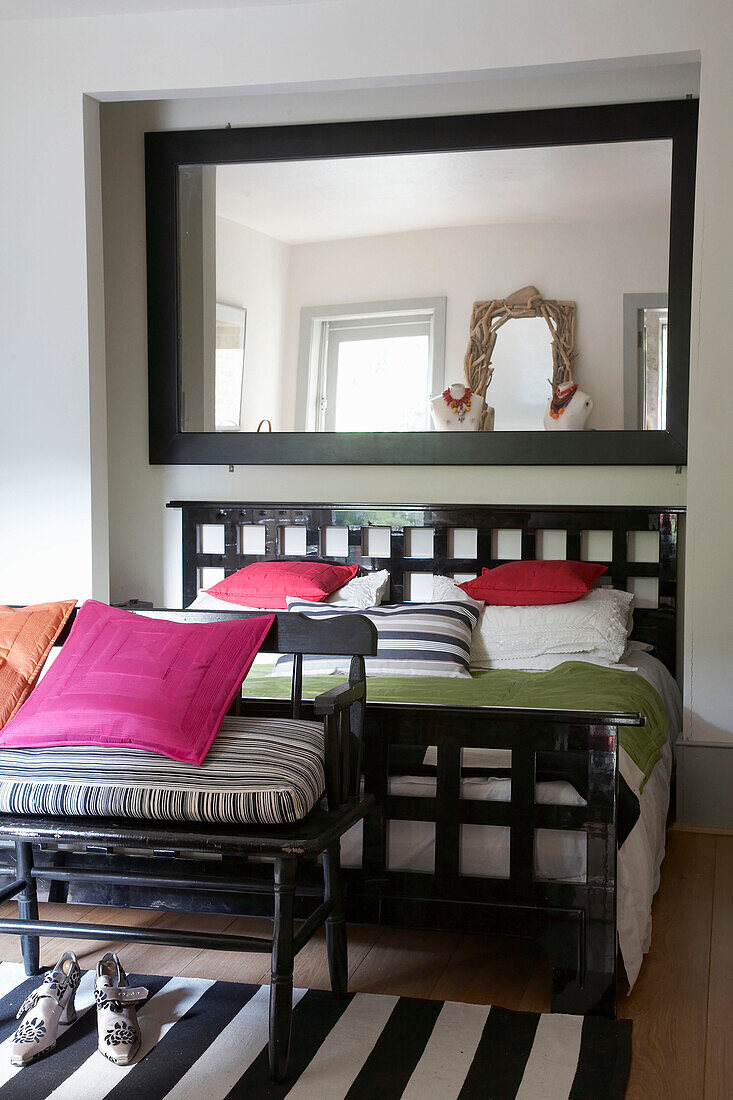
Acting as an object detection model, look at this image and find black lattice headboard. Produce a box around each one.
[168,501,683,674]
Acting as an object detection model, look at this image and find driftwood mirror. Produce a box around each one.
[464,286,577,430]
[145,99,697,465]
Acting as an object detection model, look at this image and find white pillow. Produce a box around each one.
[447,638,652,674]
[187,592,277,612]
[187,569,389,612]
[430,576,633,666]
[431,575,482,608]
[475,588,634,666]
[472,651,633,672]
[325,569,390,608]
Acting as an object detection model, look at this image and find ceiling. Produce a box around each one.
[0,0,323,18]
[213,140,673,245]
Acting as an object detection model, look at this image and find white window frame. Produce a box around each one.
[295,298,447,432]
[658,318,668,431]
[622,292,668,430]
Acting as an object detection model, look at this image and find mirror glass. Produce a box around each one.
[640,306,669,430]
[485,317,554,431]
[177,140,672,433]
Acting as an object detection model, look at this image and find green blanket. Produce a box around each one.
[243,661,668,787]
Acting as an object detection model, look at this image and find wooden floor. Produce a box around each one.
[0,830,729,1098]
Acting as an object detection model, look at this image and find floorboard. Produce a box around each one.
[347,926,461,999]
[0,832,725,1099]
[123,911,240,979]
[430,933,545,1008]
[173,914,272,984]
[618,831,716,1100]
[38,904,166,972]
[704,836,733,1100]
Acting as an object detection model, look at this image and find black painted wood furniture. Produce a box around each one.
[166,501,682,1017]
[146,99,697,467]
[0,609,377,1083]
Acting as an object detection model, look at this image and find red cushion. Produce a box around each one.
[0,601,275,765]
[457,560,607,606]
[206,561,359,609]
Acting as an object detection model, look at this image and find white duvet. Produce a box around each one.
[340,648,680,990]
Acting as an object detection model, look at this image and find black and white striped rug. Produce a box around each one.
[0,962,631,1099]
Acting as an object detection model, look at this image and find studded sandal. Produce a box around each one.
[94,953,149,1066]
[10,951,82,1067]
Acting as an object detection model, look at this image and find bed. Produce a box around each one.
[166,500,683,1016]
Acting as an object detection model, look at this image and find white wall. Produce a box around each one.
[216,216,289,430]
[0,1,731,821]
[280,213,669,430]
[179,166,216,431]
[99,85,685,611]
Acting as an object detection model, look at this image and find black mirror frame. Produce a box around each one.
[145,98,697,466]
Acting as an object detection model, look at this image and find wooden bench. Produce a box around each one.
[0,608,377,1082]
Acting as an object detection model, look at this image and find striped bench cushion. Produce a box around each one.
[0,716,325,826]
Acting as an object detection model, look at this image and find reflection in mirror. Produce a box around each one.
[622,292,669,431]
[296,299,445,431]
[177,141,672,433]
[641,307,668,431]
[214,304,246,430]
[178,165,214,432]
[487,317,554,430]
[328,325,429,432]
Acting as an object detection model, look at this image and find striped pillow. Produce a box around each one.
[274,600,480,678]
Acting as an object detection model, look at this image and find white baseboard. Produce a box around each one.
[676,741,733,828]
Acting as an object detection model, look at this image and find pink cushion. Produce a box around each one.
[0,601,275,765]
[457,560,607,606]
[206,560,359,609]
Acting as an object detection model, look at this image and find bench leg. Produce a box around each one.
[269,855,297,1083]
[323,843,348,998]
[15,842,40,975]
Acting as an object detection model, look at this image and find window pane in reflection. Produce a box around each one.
[332,333,431,431]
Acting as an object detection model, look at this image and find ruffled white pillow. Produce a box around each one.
[431,575,482,609]
[431,575,634,667]
[325,569,390,608]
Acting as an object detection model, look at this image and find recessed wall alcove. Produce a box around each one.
[99,61,696,606]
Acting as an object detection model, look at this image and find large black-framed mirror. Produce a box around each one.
[145,98,697,465]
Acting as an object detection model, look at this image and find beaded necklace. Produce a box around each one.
[548,382,578,419]
[442,386,472,422]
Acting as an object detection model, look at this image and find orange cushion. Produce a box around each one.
[0,601,76,728]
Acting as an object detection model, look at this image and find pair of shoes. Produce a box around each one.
[10,951,149,1068]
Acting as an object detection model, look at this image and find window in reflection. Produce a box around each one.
[642,307,669,431]
[331,330,430,431]
[315,313,434,431]
[622,292,669,431]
